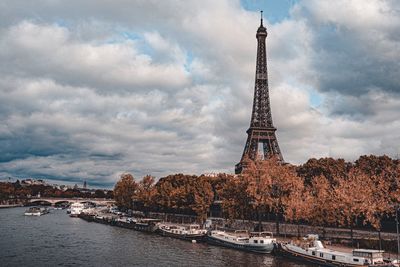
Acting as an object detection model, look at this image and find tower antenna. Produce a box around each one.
[260,10,263,26]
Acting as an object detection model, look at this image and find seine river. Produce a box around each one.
[0,208,313,267]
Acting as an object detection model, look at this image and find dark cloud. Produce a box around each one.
[293,0,400,97]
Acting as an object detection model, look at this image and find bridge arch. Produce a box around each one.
[29,200,52,206]
[54,200,71,206]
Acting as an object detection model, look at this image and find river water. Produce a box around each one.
[0,207,313,267]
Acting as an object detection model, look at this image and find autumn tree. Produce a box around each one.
[136,175,156,214]
[154,174,215,222]
[219,174,252,222]
[206,173,233,201]
[243,157,304,234]
[113,173,138,210]
[354,156,395,248]
[309,175,338,228]
[297,157,350,185]
[189,176,214,223]
[284,184,311,237]
[333,167,374,246]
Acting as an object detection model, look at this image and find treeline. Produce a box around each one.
[0,181,113,204]
[114,155,400,236]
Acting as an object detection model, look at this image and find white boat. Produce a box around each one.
[24,207,49,216]
[207,230,276,254]
[279,235,398,266]
[157,223,207,242]
[70,203,85,217]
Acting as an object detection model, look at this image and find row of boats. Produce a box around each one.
[78,211,398,267]
[25,203,399,267]
[157,224,397,267]
[157,222,276,254]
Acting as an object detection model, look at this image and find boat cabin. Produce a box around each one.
[249,232,275,245]
[352,249,384,265]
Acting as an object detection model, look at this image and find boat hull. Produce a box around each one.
[24,212,42,216]
[206,235,275,254]
[78,214,159,233]
[157,228,206,242]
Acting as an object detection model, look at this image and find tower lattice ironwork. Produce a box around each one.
[235,12,283,174]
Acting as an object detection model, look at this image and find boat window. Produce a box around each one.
[312,251,316,256]
[353,259,359,262]
[260,240,264,244]
[254,240,258,243]
[320,253,323,257]
[332,255,336,260]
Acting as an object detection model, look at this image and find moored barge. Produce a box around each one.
[279,235,398,266]
[207,230,276,254]
[156,223,207,242]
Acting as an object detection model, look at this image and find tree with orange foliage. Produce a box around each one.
[219,174,252,222]
[153,174,214,222]
[297,157,350,185]
[284,183,311,237]
[189,176,214,223]
[153,176,176,216]
[136,175,156,213]
[333,167,374,246]
[354,156,395,249]
[304,175,337,237]
[113,173,137,210]
[243,157,304,234]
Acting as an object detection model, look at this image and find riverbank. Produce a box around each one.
[0,204,23,209]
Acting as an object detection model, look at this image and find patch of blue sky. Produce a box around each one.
[284,77,324,108]
[240,0,299,23]
[120,31,141,40]
[184,51,194,73]
[110,30,156,56]
[54,19,70,28]
[309,90,323,108]
[100,30,141,45]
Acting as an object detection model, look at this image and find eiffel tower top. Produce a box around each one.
[250,10,274,129]
[257,10,267,35]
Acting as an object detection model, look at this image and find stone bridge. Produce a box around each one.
[28,197,115,206]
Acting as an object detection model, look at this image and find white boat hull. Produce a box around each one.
[207,235,275,254]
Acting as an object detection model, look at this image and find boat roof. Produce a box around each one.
[353,249,384,253]
[139,218,162,222]
[312,247,350,257]
[250,231,273,236]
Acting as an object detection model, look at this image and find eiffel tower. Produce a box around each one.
[235,11,283,174]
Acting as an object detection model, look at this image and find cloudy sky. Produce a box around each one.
[0,0,399,187]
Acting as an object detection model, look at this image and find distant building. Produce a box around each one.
[21,179,47,186]
[83,180,87,189]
